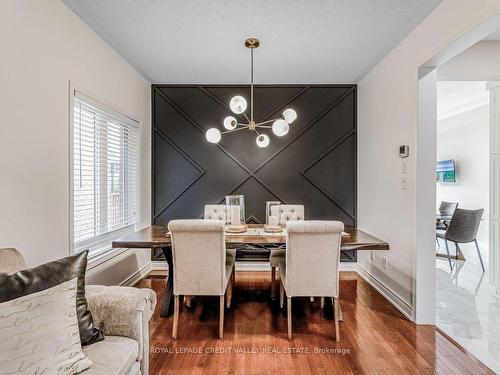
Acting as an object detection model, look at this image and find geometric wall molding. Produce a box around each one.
[152,84,357,261]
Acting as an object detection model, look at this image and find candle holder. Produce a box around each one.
[264,201,283,233]
[225,195,248,233]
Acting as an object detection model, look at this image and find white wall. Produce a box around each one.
[437,105,490,243]
[438,41,500,81]
[0,0,151,285]
[357,0,500,320]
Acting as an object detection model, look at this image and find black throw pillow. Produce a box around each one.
[0,250,104,345]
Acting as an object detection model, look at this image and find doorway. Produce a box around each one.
[416,25,500,373]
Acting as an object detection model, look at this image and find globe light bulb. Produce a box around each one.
[272,119,289,137]
[256,134,270,148]
[282,108,297,124]
[223,116,237,130]
[229,96,247,114]
[206,128,221,143]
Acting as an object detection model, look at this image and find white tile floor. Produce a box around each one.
[436,239,500,373]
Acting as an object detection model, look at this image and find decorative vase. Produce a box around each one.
[264,201,283,233]
[225,195,247,233]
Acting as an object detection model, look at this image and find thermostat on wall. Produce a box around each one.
[399,145,409,158]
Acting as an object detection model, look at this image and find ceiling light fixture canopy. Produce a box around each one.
[205,38,297,147]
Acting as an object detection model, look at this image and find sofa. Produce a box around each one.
[0,248,156,375]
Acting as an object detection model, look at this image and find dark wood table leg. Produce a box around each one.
[160,246,174,317]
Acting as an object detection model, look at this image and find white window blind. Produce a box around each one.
[73,91,139,255]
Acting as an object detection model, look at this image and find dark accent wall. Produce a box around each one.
[152,85,357,261]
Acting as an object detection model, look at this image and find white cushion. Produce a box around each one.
[0,278,92,375]
[82,336,139,375]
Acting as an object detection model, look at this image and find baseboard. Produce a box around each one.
[356,265,413,320]
[152,261,168,271]
[339,262,358,272]
[235,262,270,271]
[120,262,153,286]
[151,261,358,272]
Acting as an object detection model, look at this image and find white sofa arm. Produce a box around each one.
[85,285,156,375]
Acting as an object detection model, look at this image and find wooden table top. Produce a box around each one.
[112,224,389,251]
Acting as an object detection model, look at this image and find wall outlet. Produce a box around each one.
[382,256,388,269]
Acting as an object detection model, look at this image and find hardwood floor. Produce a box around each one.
[135,271,494,374]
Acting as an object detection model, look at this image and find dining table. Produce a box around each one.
[436,211,454,222]
[113,224,389,317]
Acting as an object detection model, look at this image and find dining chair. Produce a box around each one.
[204,205,227,221]
[269,204,305,299]
[277,220,344,341]
[436,201,458,232]
[168,219,235,339]
[204,204,236,261]
[436,208,484,272]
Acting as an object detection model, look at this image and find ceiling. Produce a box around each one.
[485,29,500,41]
[437,81,488,121]
[63,0,442,83]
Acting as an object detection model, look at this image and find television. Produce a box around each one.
[436,159,456,183]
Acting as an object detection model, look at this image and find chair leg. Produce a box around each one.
[474,240,485,272]
[333,297,340,342]
[287,297,292,340]
[172,295,179,339]
[226,272,233,308]
[454,242,460,260]
[444,240,453,271]
[271,267,276,300]
[279,281,284,309]
[320,297,325,309]
[183,295,192,308]
[219,295,224,339]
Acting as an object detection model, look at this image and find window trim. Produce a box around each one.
[69,82,142,260]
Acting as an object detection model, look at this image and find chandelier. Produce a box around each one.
[205,38,297,148]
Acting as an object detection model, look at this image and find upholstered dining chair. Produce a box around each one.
[168,219,235,339]
[269,204,305,299]
[204,204,236,261]
[277,220,344,341]
[204,205,227,221]
[436,208,484,272]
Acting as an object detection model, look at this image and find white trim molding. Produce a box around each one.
[488,81,500,296]
[356,265,413,320]
[120,261,153,287]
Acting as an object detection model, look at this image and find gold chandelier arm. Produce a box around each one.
[255,117,282,126]
[221,125,250,135]
[242,112,251,123]
[256,125,272,129]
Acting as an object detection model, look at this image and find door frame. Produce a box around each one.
[414,11,500,324]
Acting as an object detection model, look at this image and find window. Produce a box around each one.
[72,91,139,256]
